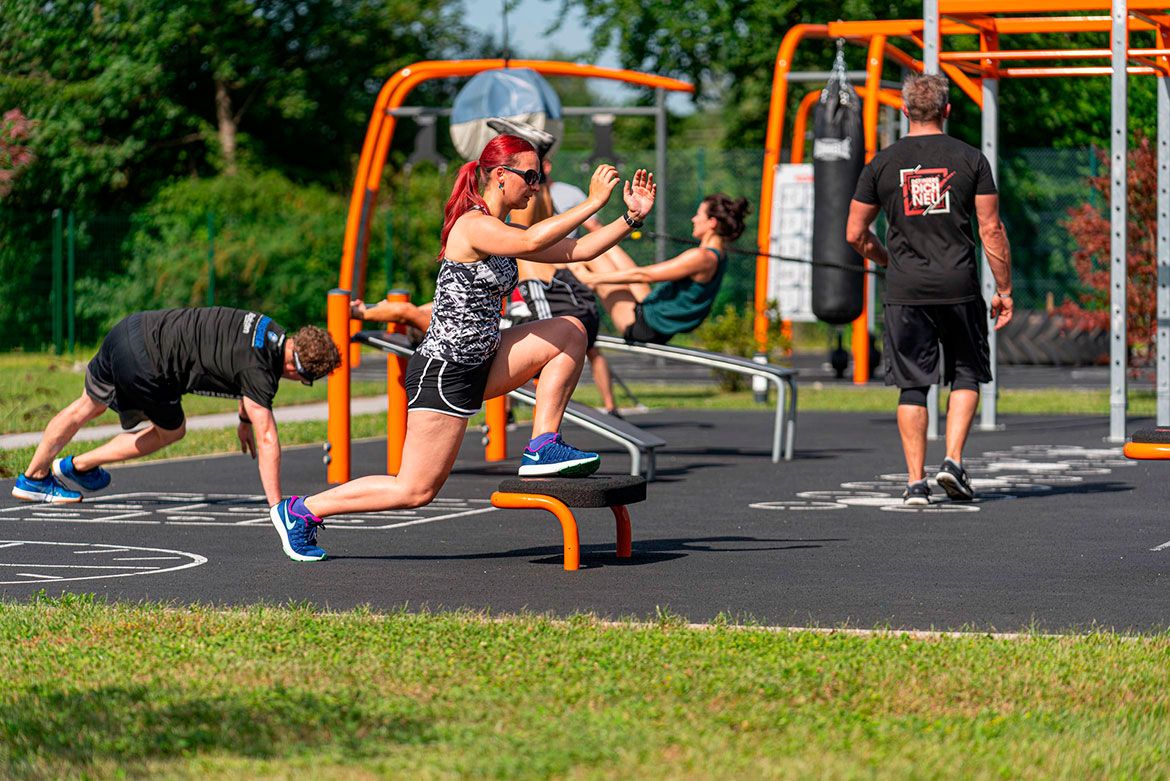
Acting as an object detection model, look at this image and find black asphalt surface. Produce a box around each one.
[2,408,1166,633]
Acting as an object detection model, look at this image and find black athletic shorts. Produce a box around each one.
[85,313,186,431]
[623,302,672,345]
[404,351,494,418]
[882,298,992,389]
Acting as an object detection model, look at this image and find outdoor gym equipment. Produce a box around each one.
[326,59,693,485]
[756,2,1170,444]
[491,476,646,571]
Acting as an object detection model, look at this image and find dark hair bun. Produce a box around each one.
[703,193,751,241]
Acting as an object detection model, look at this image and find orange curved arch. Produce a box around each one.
[340,59,695,296]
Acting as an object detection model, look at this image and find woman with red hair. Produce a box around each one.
[270,134,655,561]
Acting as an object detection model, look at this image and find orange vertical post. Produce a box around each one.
[326,289,352,483]
[484,295,509,462]
[484,396,509,461]
[385,290,410,475]
[852,35,887,385]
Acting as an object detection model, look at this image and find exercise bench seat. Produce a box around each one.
[1124,427,1170,460]
[491,476,647,571]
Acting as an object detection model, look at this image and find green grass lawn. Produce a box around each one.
[3,596,1169,778]
[4,352,1167,777]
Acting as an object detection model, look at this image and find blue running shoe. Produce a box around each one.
[52,455,111,492]
[12,473,81,503]
[269,497,327,562]
[519,433,600,477]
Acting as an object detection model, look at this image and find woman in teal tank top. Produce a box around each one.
[575,193,750,344]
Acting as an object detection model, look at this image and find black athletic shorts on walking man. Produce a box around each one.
[882,298,992,389]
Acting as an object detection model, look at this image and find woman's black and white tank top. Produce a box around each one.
[417,252,519,365]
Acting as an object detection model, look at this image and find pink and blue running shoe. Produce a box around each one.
[269,497,327,561]
[519,433,600,477]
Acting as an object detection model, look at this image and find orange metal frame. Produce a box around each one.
[340,59,694,300]
[327,59,694,483]
[489,491,633,571]
[756,4,1170,383]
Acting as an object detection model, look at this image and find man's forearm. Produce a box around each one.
[849,231,889,267]
[255,429,282,506]
[981,224,1012,293]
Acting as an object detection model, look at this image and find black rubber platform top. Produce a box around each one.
[495,476,647,507]
[1131,427,1170,444]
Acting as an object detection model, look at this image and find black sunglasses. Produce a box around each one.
[293,349,318,386]
[499,165,540,186]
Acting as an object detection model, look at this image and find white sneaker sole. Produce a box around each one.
[269,506,327,562]
[11,485,81,503]
[903,496,930,506]
[518,456,600,477]
[935,472,974,501]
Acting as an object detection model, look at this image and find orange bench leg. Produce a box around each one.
[611,505,632,558]
[491,492,580,571]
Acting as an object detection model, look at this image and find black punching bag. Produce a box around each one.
[811,50,866,325]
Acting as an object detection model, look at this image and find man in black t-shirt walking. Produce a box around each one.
[12,308,340,529]
[846,73,1013,506]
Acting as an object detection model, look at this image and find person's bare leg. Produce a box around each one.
[304,410,467,518]
[484,317,587,437]
[71,422,188,472]
[587,347,618,412]
[897,404,929,483]
[590,245,652,299]
[24,392,108,478]
[943,389,979,463]
[363,301,433,331]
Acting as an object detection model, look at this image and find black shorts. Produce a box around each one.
[405,352,494,418]
[84,313,185,431]
[882,299,992,389]
[623,302,672,345]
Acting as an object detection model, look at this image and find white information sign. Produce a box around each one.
[767,163,815,322]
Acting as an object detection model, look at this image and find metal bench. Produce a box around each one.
[353,330,666,479]
[594,334,798,461]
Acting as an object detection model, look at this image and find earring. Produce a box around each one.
[499,182,504,190]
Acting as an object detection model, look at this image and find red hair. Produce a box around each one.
[438,134,536,259]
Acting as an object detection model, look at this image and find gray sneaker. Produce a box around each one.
[935,458,974,501]
[902,479,931,506]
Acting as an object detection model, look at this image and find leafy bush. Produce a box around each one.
[693,302,790,391]
[77,170,347,332]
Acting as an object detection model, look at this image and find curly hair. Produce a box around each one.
[702,194,751,241]
[902,73,949,123]
[291,325,341,380]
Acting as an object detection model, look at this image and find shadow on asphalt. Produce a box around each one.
[327,535,843,569]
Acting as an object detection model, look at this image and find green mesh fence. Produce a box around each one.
[0,146,1099,354]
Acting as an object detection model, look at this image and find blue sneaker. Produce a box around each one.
[519,434,600,477]
[269,497,327,562]
[52,455,111,492]
[12,473,81,503]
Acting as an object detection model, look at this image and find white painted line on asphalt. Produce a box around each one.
[73,548,129,554]
[371,506,499,530]
[1150,540,1170,552]
[0,563,159,570]
[16,573,61,580]
[0,542,23,549]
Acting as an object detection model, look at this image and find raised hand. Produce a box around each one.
[623,169,656,221]
[587,164,621,207]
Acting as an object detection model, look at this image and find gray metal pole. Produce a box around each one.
[1109,0,1128,442]
[924,1,940,439]
[655,87,667,264]
[923,0,939,74]
[980,75,1000,431]
[1158,59,1169,426]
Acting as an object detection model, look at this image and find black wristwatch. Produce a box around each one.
[623,211,644,229]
